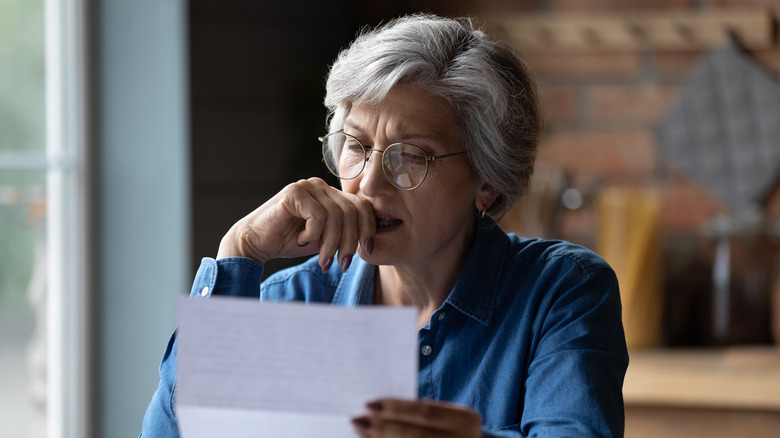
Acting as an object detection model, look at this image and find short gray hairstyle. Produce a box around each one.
[324,14,543,217]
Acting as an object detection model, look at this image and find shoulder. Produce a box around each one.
[498,235,626,355]
[470,221,617,301]
[475,219,612,281]
[498,235,619,307]
[507,235,613,277]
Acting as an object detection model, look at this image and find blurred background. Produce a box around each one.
[1,0,779,437]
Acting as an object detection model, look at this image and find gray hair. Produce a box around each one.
[324,14,543,217]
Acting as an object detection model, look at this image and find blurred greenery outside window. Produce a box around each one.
[0,0,47,436]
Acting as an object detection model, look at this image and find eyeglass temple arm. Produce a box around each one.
[428,151,468,161]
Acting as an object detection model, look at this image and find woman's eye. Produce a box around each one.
[403,152,427,163]
[345,141,364,151]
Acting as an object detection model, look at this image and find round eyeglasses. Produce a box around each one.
[319,131,467,190]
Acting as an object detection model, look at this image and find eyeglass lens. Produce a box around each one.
[322,132,428,189]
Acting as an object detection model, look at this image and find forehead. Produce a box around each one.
[344,86,460,141]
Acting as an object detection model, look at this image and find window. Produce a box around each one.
[0,0,90,436]
[0,1,47,436]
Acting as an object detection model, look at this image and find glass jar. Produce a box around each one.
[703,211,774,346]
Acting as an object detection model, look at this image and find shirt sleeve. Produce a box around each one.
[521,265,629,437]
[189,257,265,299]
[140,332,180,438]
[140,256,266,437]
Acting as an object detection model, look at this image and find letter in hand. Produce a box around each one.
[217,178,376,273]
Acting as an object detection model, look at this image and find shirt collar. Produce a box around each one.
[331,256,375,306]
[444,217,508,326]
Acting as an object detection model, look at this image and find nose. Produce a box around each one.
[359,149,391,195]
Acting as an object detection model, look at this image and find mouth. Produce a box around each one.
[375,215,403,231]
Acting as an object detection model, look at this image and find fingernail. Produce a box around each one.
[364,237,374,255]
[341,254,352,273]
[322,256,333,273]
[297,241,310,247]
[366,401,383,412]
[351,416,371,429]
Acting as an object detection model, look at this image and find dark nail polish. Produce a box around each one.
[364,237,374,255]
[366,401,383,412]
[341,254,352,272]
[322,256,333,273]
[351,416,371,428]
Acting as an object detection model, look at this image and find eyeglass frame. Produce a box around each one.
[318,130,468,190]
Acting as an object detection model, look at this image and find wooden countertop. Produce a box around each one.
[623,347,780,411]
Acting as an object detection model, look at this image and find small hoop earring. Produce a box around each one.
[479,208,487,219]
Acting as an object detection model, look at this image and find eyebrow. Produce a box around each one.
[342,120,367,136]
[342,120,443,145]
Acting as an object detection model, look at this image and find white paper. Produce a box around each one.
[176,296,418,438]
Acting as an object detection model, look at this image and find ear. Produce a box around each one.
[476,183,499,212]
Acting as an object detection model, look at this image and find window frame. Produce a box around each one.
[44,0,93,437]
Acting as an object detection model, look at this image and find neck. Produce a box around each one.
[373,221,477,327]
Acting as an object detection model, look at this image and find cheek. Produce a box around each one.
[406,189,450,219]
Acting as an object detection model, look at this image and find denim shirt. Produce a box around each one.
[141,219,628,437]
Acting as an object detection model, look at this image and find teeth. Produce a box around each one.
[376,216,398,227]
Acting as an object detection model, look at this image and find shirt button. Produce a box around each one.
[437,312,446,322]
[421,345,433,356]
[200,286,209,297]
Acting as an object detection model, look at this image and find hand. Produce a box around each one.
[216,178,376,272]
[352,398,482,438]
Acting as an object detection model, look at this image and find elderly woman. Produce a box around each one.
[142,14,628,438]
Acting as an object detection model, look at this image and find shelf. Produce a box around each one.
[485,10,774,52]
[624,347,780,411]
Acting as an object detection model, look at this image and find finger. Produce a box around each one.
[280,182,327,247]
[323,191,361,272]
[300,179,359,272]
[358,416,451,438]
[312,180,374,272]
[335,191,375,257]
[367,399,482,433]
[351,416,371,438]
[354,197,376,256]
[283,178,371,272]
[278,181,341,269]
[312,195,350,272]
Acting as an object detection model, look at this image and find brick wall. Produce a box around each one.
[527,48,728,241]
[424,0,780,242]
[514,4,777,244]
[422,0,780,346]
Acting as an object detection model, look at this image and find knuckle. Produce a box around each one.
[282,181,306,199]
[235,225,261,255]
[291,179,308,189]
[355,196,372,210]
[308,177,328,188]
[236,224,255,246]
